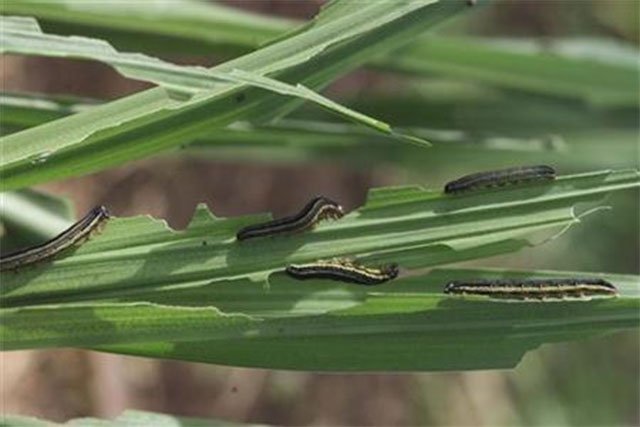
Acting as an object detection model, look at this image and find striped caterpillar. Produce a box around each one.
[236,196,344,241]
[444,278,618,301]
[286,258,399,286]
[1,206,110,272]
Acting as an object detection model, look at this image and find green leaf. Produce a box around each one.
[2,172,637,370]
[2,268,637,371]
[1,302,255,349]
[2,170,637,309]
[0,0,293,54]
[5,92,637,172]
[4,0,636,107]
[0,1,465,190]
[0,13,401,127]
[187,122,640,171]
[102,276,638,372]
[0,15,417,150]
[348,81,638,135]
[0,92,564,164]
[376,36,640,107]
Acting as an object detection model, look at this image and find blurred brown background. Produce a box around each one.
[1,0,638,425]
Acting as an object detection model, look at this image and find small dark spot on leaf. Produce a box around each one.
[466,0,476,5]
[202,241,207,246]
[235,93,246,103]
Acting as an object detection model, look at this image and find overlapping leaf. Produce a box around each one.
[0,0,468,190]
[4,0,636,106]
[5,92,638,172]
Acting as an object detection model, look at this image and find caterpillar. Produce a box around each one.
[443,278,618,301]
[1,205,110,272]
[444,165,556,194]
[236,196,344,241]
[286,258,399,286]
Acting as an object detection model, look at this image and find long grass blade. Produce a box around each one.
[2,170,637,308]
[2,267,637,371]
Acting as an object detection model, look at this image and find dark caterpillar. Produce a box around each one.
[444,165,555,194]
[236,196,344,241]
[1,206,110,272]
